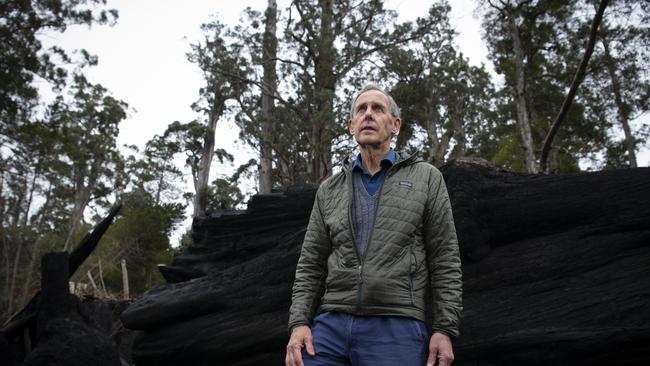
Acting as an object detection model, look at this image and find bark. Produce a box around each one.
[508,10,538,173]
[20,183,54,307]
[7,163,40,315]
[425,100,453,166]
[259,0,278,194]
[193,98,225,217]
[311,0,335,182]
[540,0,609,173]
[601,37,637,168]
[449,98,467,160]
[63,179,92,251]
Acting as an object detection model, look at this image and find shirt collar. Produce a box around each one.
[353,149,397,174]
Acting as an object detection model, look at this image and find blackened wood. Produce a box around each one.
[121,165,650,366]
[1,204,121,337]
[37,252,71,336]
[0,205,122,366]
[68,204,122,276]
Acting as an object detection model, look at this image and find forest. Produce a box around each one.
[1,0,648,327]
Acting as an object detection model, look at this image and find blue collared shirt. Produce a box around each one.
[352,150,397,196]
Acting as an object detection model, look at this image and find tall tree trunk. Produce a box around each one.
[311,0,335,182]
[508,11,538,173]
[7,241,22,315]
[425,101,438,161]
[601,38,637,168]
[425,103,453,166]
[259,0,278,194]
[449,98,467,160]
[63,175,92,251]
[193,99,224,217]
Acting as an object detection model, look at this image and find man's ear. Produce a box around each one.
[392,117,401,135]
[348,119,354,134]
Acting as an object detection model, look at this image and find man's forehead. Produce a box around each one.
[354,90,389,106]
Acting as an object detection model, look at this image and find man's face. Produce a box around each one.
[348,90,401,149]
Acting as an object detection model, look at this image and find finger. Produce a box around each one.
[305,334,315,356]
[438,354,451,366]
[427,346,439,366]
[291,345,304,366]
[285,350,292,366]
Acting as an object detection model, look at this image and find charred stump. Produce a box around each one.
[22,253,121,366]
[0,205,125,366]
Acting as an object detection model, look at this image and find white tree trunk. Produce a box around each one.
[509,13,538,173]
[259,0,278,194]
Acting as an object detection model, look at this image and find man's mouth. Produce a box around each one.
[360,126,376,132]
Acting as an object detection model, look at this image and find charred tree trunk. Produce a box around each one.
[122,165,650,366]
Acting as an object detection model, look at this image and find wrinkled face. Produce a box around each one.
[348,90,401,149]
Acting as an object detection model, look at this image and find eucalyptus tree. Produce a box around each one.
[381,2,496,166]
[481,0,648,172]
[0,0,116,135]
[187,20,252,216]
[51,75,128,251]
[259,0,279,194]
[278,0,442,181]
[480,0,614,173]
[584,0,650,168]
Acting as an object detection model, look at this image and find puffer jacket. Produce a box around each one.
[288,152,462,337]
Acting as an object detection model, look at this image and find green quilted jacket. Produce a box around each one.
[288,152,462,337]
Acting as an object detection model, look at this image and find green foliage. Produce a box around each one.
[479,0,648,172]
[0,0,117,132]
[74,191,183,296]
[379,2,497,166]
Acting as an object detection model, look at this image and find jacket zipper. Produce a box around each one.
[347,153,417,313]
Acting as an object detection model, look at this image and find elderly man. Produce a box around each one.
[286,84,462,366]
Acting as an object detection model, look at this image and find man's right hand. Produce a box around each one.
[285,325,315,366]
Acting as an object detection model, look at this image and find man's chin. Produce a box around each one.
[356,139,390,150]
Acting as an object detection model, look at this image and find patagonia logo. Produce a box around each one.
[398,181,413,188]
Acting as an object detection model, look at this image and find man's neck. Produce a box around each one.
[359,144,391,175]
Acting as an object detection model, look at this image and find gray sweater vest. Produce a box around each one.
[351,172,380,258]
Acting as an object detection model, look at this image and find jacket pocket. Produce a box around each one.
[408,245,417,306]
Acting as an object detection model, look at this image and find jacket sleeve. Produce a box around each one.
[287,186,332,332]
[423,167,463,338]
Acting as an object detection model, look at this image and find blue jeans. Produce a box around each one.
[302,312,429,366]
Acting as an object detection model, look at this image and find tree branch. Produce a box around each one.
[540,0,610,173]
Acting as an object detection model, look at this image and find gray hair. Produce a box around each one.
[349,84,401,120]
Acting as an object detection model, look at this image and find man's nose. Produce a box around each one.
[363,106,374,119]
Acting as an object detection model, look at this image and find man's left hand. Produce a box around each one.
[426,332,454,366]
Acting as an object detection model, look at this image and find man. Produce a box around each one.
[286,84,462,366]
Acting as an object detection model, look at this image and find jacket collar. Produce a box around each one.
[343,149,420,170]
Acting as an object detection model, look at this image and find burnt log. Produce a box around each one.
[121,163,650,365]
